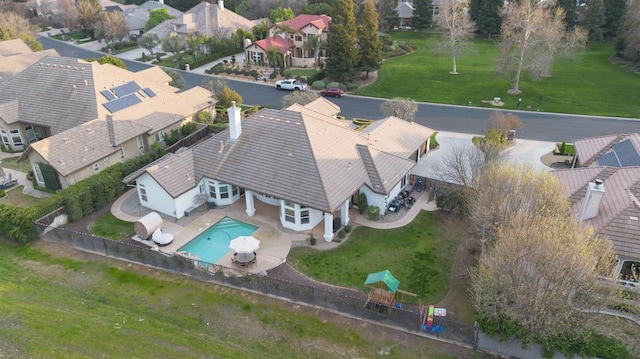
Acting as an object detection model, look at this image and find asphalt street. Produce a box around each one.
[40,36,640,143]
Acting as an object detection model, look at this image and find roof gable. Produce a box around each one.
[275,14,330,32]
[145,150,196,198]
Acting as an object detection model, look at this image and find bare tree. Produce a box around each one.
[0,11,42,51]
[618,0,640,62]
[56,0,78,30]
[487,111,523,138]
[472,199,617,346]
[497,0,587,94]
[203,78,229,99]
[94,11,128,44]
[380,97,418,121]
[434,0,476,74]
[282,91,320,107]
[75,0,102,30]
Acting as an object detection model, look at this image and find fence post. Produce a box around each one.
[473,321,479,350]
[103,238,109,256]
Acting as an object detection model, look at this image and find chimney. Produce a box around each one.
[218,0,224,10]
[106,114,116,147]
[228,101,242,141]
[159,0,164,4]
[579,179,605,221]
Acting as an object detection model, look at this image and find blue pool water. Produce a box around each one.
[178,217,258,264]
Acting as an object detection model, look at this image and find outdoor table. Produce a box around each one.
[234,252,256,266]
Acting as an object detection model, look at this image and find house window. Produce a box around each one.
[93,163,100,172]
[0,129,9,147]
[139,184,148,202]
[232,186,239,197]
[301,209,310,224]
[136,135,143,150]
[9,129,23,147]
[25,125,37,143]
[295,35,302,41]
[208,183,217,199]
[252,51,262,63]
[284,208,295,223]
[120,145,125,159]
[220,185,229,199]
[155,131,165,142]
[433,6,439,15]
[33,164,44,183]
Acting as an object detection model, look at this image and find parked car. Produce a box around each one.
[320,87,345,98]
[275,79,307,91]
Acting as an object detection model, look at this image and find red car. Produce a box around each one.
[320,87,345,98]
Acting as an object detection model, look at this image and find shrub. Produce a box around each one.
[326,81,340,89]
[0,189,5,198]
[269,71,277,79]
[344,224,352,233]
[345,82,358,91]
[338,230,346,239]
[367,206,380,220]
[358,193,368,214]
[311,80,326,90]
[308,69,325,83]
[217,87,243,108]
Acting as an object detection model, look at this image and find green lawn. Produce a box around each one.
[0,242,473,358]
[287,211,461,304]
[355,32,640,118]
[285,69,318,77]
[89,212,134,240]
[0,186,45,207]
[1,156,31,173]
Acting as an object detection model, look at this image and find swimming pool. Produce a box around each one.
[178,217,258,264]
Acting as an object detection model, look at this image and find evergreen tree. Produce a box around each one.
[555,0,577,29]
[470,0,502,36]
[603,0,627,38]
[325,0,358,81]
[376,0,399,32]
[616,0,640,62]
[357,0,382,77]
[583,0,606,41]
[412,0,433,33]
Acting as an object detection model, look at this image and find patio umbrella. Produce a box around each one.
[229,236,260,254]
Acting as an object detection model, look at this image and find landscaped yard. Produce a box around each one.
[0,186,45,207]
[1,156,31,173]
[355,32,640,118]
[88,212,134,240]
[287,211,468,305]
[0,240,481,358]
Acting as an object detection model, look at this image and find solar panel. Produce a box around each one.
[112,81,142,98]
[103,93,142,113]
[143,88,156,98]
[613,139,640,167]
[100,90,116,101]
[597,151,621,167]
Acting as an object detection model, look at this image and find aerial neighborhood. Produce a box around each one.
[0,0,639,357]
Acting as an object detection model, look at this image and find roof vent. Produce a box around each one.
[63,138,70,143]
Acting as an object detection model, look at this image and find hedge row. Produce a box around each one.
[0,145,165,243]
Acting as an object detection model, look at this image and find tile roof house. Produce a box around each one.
[125,97,434,241]
[148,0,256,39]
[0,56,212,188]
[122,0,183,37]
[573,133,640,168]
[395,1,441,29]
[0,39,59,85]
[554,165,640,288]
[245,14,330,68]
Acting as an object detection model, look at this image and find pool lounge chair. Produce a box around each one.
[152,229,174,246]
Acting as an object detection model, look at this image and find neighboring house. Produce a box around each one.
[553,166,640,287]
[148,0,256,39]
[124,98,433,242]
[0,56,212,187]
[572,133,640,168]
[245,14,331,68]
[395,1,440,29]
[0,39,59,85]
[123,0,183,37]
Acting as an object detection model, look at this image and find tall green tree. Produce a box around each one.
[325,0,358,81]
[603,0,627,38]
[376,0,399,32]
[469,0,502,36]
[412,0,433,33]
[137,32,160,55]
[269,6,295,23]
[583,0,606,40]
[357,0,382,77]
[145,8,175,31]
[161,34,187,57]
[616,0,640,61]
[555,0,577,29]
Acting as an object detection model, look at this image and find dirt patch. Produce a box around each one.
[539,151,573,169]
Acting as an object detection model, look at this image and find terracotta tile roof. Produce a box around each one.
[275,14,331,32]
[251,36,294,52]
[28,118,149,176]
[554,166,640,260]
[296,97,341,117]
[0,39,32,56]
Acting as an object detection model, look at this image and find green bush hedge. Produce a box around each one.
[358,193,368,214]
[367,206,380,220]
[311,80,326,90]
[0,144,165,243]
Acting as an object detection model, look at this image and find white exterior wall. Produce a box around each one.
[279,202,324,231]
[359,181,403,216]
[174,185,204,218]
[136,173,176,218]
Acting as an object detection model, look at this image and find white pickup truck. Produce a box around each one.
[275,79,307,91]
